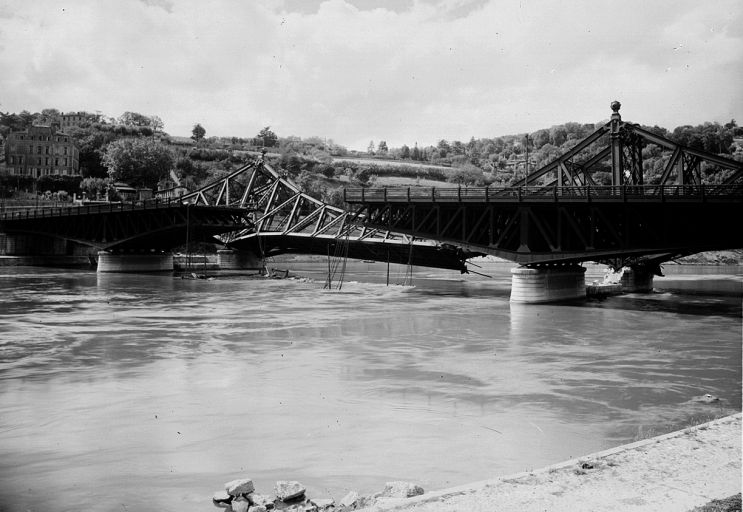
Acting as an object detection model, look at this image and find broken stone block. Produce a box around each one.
[381,481,424,498]
[213,490,233,504]
[340,491,359,508]
[275,480,306,502]
[249,493,276,508]
[311,497,336,510]
[212,500,232,510]
[225,478,255,497]
[232,496,250,512]
[251,507,267,512]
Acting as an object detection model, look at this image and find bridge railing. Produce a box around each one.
[344,184,743,203]
[0,196,192,221]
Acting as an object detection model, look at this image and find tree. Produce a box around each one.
[377,140,388,154]
[118,111,157,127]
[192,123,206,141]
[437,139,450,158]
[79,177,111,199]
[400,144,411,159]
[447,164,486,186]
[67,126,117,178]
[102,138,174,189]
[367,140,375,155]
[149,116,164,132]
[257,126,278,147]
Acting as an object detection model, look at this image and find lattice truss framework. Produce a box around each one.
[179,159,467,261]
[510,113,743,191]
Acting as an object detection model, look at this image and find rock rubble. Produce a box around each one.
[212,477,425,511]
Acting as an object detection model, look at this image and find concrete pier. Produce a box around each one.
[217,249,263,270]
[620,266,654,293]
[97,251,174,272]
[510,265,587,303]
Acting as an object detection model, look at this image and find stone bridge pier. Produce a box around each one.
[97,250,174,272]
[510,265,587,303]
[619,266,656,293]
[216,249,263,270]
[510,263,659,303]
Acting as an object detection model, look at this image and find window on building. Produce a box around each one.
[9,156,14,164]
[64,147,68,155]
[64,158,68,166]
[18,156,23,164]
[37,157,41,165]
[37,146,42,154]
[45,157,49,165]
[55,158,59,166]
[45,146,49,154]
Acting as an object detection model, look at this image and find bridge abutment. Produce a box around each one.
[216,249,263,270]
[510,265,587,303]
[620,266,655,293]
[97,251,174,273]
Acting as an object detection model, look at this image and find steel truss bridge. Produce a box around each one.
[0,200,248,251]
[344,103,743,269]
[2,103,740,274]
[179,159,476,271]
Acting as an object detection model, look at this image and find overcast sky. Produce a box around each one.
[1,0,741,150]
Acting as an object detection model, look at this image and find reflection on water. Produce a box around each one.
[0,264,740,512]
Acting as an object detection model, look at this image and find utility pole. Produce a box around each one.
[524,133,529,186]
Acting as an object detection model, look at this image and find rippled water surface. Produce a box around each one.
[0,263,740,512]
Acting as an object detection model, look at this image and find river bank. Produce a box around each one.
[356,414,741,512]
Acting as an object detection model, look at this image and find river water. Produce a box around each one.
[0,261,740,512]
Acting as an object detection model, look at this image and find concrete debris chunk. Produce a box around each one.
[250,493,276,508]
[311,497,336,510]
[381,481,425,498]
[232,496,250,512]
[225,478,255,497]
[212,490,233,504]
[251,507,267,512]
[275,480,306,501]
[340,491,359,508]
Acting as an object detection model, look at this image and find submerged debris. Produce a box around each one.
[692,393,721,404]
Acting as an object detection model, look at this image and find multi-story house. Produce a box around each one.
[60,111,99,130]
[3,125,80,178]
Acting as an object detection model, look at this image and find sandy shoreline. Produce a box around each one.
[359,414,741,512]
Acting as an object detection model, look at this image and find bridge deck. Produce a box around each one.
[345,184,743,204]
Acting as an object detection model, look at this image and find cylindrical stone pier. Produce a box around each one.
[97,251,174,273]
[620,266,654,293]
[217,249,262,270]
[510,265,587,303]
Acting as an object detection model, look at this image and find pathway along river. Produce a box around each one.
[0,261,740,512]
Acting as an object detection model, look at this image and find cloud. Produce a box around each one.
[0,0,740,149]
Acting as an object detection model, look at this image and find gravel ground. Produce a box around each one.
[359,414,741,512]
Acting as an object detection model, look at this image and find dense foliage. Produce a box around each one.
[102,138,174,189]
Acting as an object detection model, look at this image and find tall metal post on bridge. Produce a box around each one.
[609,100,624,187]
